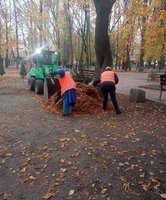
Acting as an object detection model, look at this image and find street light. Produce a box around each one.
[35,48,42,54]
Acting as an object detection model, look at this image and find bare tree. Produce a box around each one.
[13,0,19,68]
[0,0,10,68]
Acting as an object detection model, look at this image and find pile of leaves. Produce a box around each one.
[43,82,103,116]
[0,77,4,82]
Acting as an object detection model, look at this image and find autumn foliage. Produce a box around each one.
[43,82,103,116]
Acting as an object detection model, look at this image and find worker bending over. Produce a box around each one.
[52,69,76,116]
[93,66,121,114]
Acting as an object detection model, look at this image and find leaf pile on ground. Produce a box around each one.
[0,77,23,82]
[43,82,103,116]
[0,77,9,82]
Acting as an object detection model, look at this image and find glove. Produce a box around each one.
[88,80,94,86]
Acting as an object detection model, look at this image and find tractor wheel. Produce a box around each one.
[35,79,44,94]
[44,78,60,100]
[28,77,35,91]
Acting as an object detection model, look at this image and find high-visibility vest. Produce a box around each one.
[59,72,76,96]
[100,71,115,84]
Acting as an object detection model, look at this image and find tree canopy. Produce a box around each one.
[0,0,165,70]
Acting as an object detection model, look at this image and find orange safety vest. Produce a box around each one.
[100,71,115,84]
[59,72,76,96]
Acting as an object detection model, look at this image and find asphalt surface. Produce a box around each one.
[116,72,166,104]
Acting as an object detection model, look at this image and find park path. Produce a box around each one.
[4,67,166,103]
[116,72,166,104]
[0,68,165,200]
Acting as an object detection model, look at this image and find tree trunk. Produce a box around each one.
[93,0,115,77]
[56,0,61,63]
[139,16,146,68]
[126,44,131,71]
[64,0,73,66]
[158,60,164,69]
[39,0,43,47]
[139,0,148,68]
[20,21,28,56]
[5,12,9,68]
[87,6,92,68]
[50,0,61,62]
[115,22,120,70]
[13,0,19,68]
[5,49,9,68]
[84,3,91,69]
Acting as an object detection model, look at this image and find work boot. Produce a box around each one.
[62,113,70,116]
[102,106,107,111]
[116,111,122,114]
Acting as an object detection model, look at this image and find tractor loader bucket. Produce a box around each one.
[44,77,60,100]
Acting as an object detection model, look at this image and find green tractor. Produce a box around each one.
[28,49,60,99]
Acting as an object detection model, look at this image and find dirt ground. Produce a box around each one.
[0,68,166,200]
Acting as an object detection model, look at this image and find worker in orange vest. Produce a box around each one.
[52,69,76,116]
[93,66,121,114]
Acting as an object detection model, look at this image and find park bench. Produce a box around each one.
[82,69,94,80]
[159,74,166,100]
[148,69,165,81]
[73,69,94,83]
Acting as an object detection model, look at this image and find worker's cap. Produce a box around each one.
[105,66,112,70]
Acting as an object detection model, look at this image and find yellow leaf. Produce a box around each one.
[59,138,71,142]
[60,143,65,148]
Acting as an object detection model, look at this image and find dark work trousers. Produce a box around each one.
[101,83,120,113]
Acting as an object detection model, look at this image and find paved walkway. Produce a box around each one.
[3,68,166,104]
[116,72,166,104]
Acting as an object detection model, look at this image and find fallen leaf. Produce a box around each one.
[59,138,71,142]
[119,162,125,166]
[60,159,65,163]
[75,171,80,177]
[5,153,12,157]
[3,192,11,199]
[68,189,74,196]
[43,192,55,199]
[101,188,107,194]
[20,167,26,173]
[60,168,67,173]
[160,194,166,199]
[43,146,48,150]
[43,164,48,169]
[22,158,30,166]
[52,178,61,186]
[29,175,36,180]
[60,143,65,148]
[120,176,125,181]
[124,182,132,192]
[140,173,145,178]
